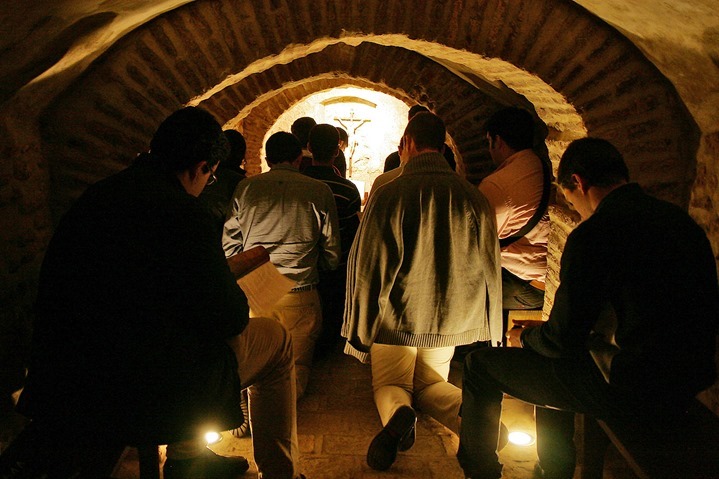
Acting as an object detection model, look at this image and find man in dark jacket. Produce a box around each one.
[457,138,719,479]
[199,129,247,239]
[302,123,361,356]
[17,107,302,479]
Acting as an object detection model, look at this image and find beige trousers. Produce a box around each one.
[370,343,461,434]
[252,289,322,399]
[168,317,300,479]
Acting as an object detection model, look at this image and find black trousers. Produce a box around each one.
[501,268,544,310]
[315,266,347,358]
[457,347,643,479]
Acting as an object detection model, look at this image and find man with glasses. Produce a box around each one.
[17,107,305,479]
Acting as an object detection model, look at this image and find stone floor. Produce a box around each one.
[110,342,636,479]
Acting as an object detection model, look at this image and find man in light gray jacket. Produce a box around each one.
[343,112,501,471]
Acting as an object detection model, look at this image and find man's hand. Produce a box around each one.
[227,246,270,279]
[506,326,524,348]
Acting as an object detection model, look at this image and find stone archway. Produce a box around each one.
[40,0,696,220]
[193,41,521,181]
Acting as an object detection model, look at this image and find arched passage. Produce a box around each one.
[41,0,696,220]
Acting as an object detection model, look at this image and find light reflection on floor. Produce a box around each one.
[108,345,635,479]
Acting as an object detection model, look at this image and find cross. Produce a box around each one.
[335,110,371,177]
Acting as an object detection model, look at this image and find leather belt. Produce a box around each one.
[291,284,317,292]
[529,280,546,291]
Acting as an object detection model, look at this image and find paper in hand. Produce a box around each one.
[227,246,295,316]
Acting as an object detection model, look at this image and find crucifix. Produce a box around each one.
[336,110,371,177]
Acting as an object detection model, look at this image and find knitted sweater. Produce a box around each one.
[342,152,502,363]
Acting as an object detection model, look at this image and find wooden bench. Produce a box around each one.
[578,399,719,479]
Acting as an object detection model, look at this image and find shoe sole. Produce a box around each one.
[397,423,415,452]
[367,406,417,471]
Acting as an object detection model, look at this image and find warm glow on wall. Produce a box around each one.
[264,86,409,191]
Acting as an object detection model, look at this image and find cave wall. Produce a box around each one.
[0,0,715,417]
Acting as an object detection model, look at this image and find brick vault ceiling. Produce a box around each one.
[0,0,709,218]
[0,0,717,131]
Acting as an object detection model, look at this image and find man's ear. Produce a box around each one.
[403,136,416,153]
[572,174,589,194]
[192,160,208,180]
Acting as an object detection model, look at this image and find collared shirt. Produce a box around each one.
[223,162,341,287]
[479,149,549,282]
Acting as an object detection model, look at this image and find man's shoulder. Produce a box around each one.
[301,166,332,181]
[276,168,336,202]
[98,162,192,206]
[300,171,337,193]
[332,175,360,193]
[376,167,478,201]
[245,167,318,183]
[69,163,209,237]
[371,168,402,193]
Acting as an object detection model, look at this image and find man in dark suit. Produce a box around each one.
[457,138,719,479]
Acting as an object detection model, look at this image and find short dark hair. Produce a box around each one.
[290,117,316,148]
[408,104,430,120]
[336,126,348,143]
[309,124,340,164]
[557,137,630,191]
[485,107,535,152]
[404,112,446,152]
[266,132,302,165]
[223,129,246,168]
[150,107,228,172]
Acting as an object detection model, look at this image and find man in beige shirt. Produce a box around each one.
[479,107,550,317]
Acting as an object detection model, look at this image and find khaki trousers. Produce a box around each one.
[168,317,300,479]
[252,288,322,399]
[370,343,461,434]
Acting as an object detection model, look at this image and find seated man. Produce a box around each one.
[480,108,550,318]
[457,138,719,479]
[17,107,303,479]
